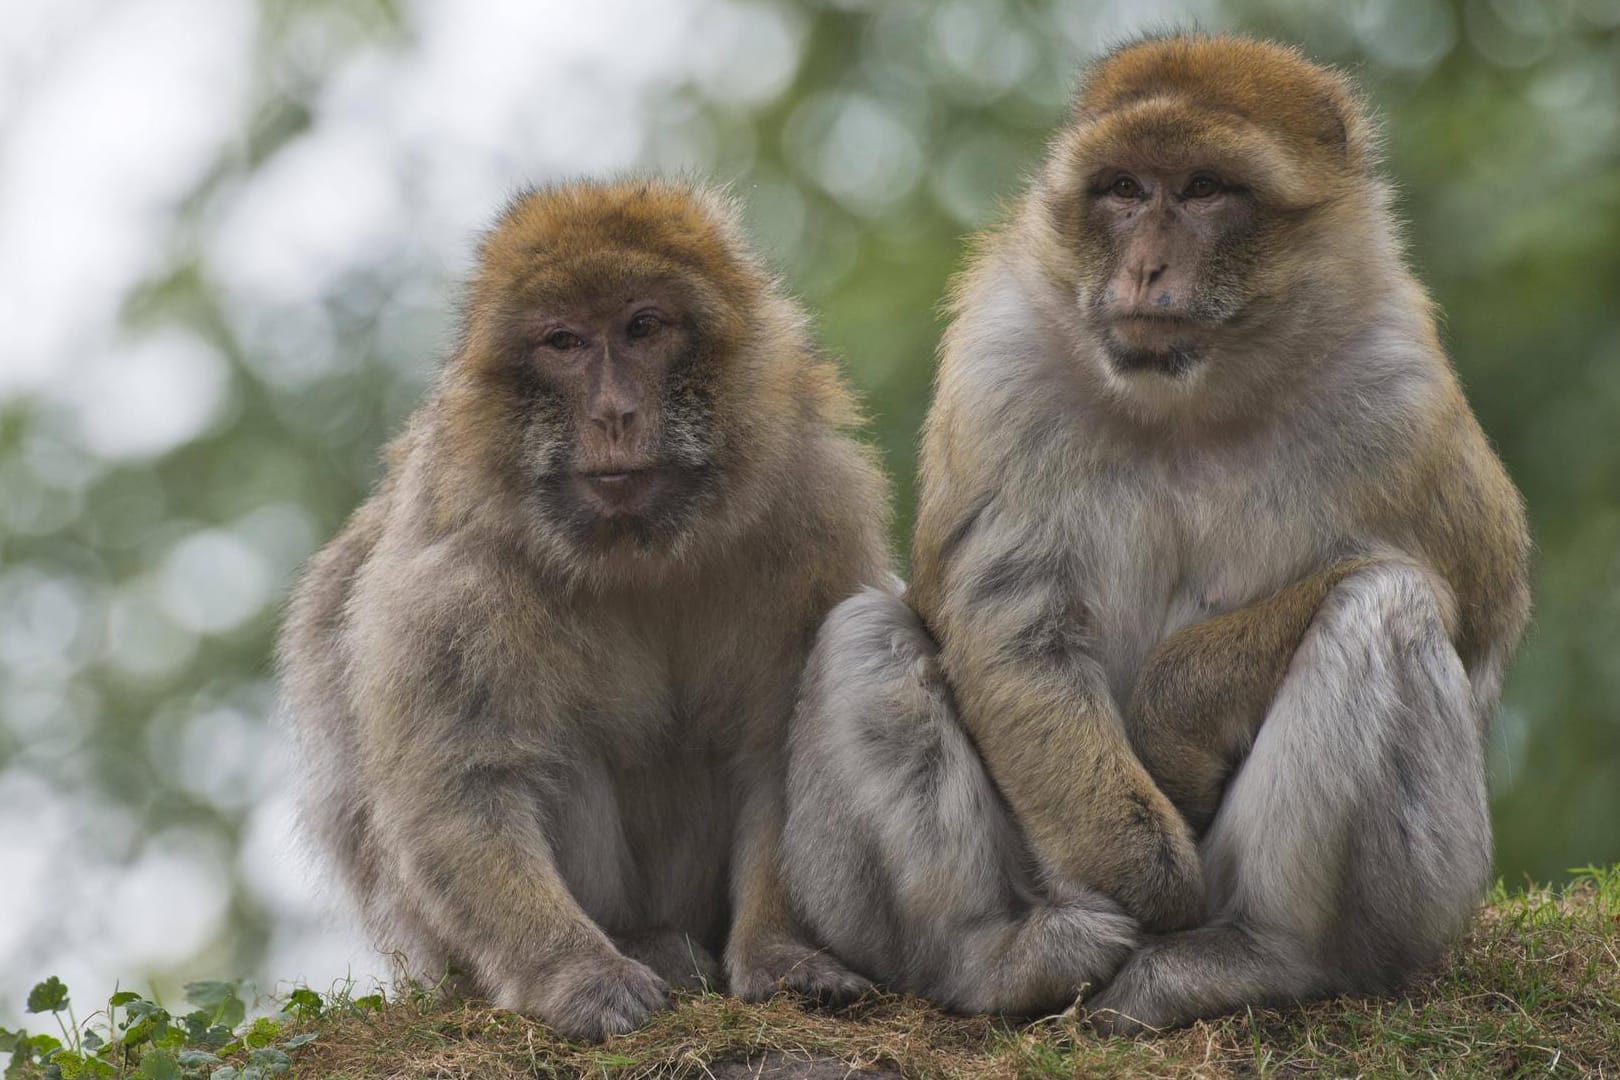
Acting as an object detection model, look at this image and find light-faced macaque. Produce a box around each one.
[280,180,891,1040]
[784,34,1529,1029]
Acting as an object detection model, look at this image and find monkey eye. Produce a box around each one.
[544,329,582,351]
[626,312,662,340]
[1183,174,1222,199]
[1108,175,1143,200]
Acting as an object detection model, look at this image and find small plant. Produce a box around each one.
[0,978,318,1080]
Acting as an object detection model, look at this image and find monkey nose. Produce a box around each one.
[590,409,638,441]
[1110,262,1182,316]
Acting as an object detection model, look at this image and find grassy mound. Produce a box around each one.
[6,868,1617,1079]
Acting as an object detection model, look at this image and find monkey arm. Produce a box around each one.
[349,614,670,1038]
[725,738,872,1002]
[928,581,1205,934]
[364,747,624,983]
[1125,558,1378,833]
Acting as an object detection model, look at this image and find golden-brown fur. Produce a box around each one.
[280,179,891,1040]
[789,33,1529,1029]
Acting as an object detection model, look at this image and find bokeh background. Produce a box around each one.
[2,0,1618,1024]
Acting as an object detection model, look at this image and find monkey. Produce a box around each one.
[278,179,892,1042]
[784,33,1529,1031]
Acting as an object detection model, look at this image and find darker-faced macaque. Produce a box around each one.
[280,179,891,1041]
[783,34,1529,1030]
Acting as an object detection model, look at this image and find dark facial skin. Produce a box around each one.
[1081,166,1256,376]
[517,284,719,548]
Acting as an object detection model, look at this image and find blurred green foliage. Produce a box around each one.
[0,0,1616,1009]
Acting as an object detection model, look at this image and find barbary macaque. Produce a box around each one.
[784,34,1529,1029]
[280,179,891,1040]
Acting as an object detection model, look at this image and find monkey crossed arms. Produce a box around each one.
[278,33,1528,1042]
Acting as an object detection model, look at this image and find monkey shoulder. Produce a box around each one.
[765,428,893,585]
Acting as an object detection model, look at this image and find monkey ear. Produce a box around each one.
[1315,75,1381,175]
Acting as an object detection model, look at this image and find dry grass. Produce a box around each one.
[287,871,1620,1079]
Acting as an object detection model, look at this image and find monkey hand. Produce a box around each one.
[1091,777,1207,935]
[508,949,671,1042]
[727,933,873,1006]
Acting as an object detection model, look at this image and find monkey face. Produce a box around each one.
[1034,36,1374,408]
[447,181,792,565]
[460,275,719,553]
[1072,163,1260,379]
[506,282,723,551]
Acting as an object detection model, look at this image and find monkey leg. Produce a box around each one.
[783,588,1139,1016]
[725,769,875,1006]
[1087,563,1490,1033]
[1127,559,1377,833]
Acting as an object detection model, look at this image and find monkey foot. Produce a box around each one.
[728,937,873,1006]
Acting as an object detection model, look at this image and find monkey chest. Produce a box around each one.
[1091,483,1320,693]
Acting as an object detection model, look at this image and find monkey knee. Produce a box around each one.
[804,587,941,702]
[795,586,954,781]
[1319,560,1459,649]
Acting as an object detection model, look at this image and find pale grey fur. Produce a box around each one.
[785,169,1526,1027]
[784,587,1138,1014]
[1088,561,1492,1026]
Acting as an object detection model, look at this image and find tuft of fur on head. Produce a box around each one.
[464,179,766,366]
[1072,33,1378,195]
[987,33,1417,426]
[412,177,861,588]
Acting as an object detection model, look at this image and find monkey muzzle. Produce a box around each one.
[1101,315,1206,378]
[577,467,666,515]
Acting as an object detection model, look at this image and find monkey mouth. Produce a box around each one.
[1109,312,1198,335]
[577,467,662,512]
[1101,315,1206,377]
[1102,335,1204,378]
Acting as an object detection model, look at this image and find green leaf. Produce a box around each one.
[48,1050,86,1079]
[176,1049,221,1067]
[80,1029,104,1052]
[350,994,383,1013]
[0,1028,19,1053]
[27,977,70,1014]
[241,1018,280,1049]
[246,1047,290,1074]
[27,1034,63,1056]
[182,983,237,1011]
[278,1033,317,1051]
[174,983,244,1032]
[122,1008,171,1051]
[180,1010,210,1041]
[215,997,245,1033]
[279,989,322,1022]
[208,1069,240,1080]
[136,1049,182,1080]
[108,992,141,1008]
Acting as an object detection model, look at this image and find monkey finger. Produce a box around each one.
[729,940,874,1007]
